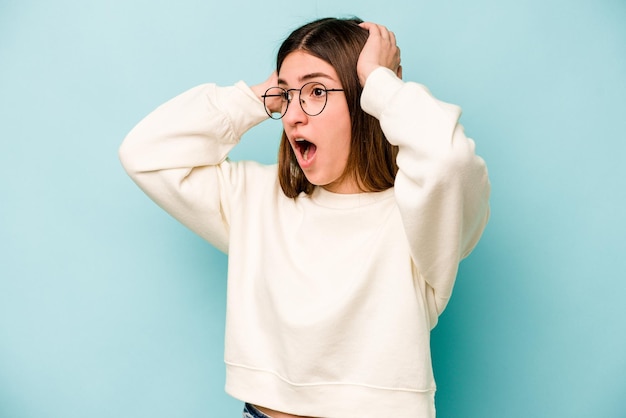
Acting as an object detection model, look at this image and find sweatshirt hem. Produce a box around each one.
[225,362,436,418]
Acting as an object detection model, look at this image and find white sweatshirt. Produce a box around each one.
[119,67,490,418]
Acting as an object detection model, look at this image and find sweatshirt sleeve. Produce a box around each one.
[118,81,269,252]
[361,67,491,321]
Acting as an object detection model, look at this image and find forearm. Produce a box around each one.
[118,81,269,251]
[119,82,267,174]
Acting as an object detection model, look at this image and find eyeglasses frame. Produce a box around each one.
[261,82,345,119]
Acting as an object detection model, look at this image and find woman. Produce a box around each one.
[120,17,490,418]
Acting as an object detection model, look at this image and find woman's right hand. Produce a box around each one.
[251,72,280,113]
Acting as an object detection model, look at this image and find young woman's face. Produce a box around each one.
[279,51,357,194]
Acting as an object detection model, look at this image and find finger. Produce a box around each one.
[374,24,397,50]
[358,21,377,33]
[389,31,397,46]
[378,25,392,41]
[380,26,390,39]
[359,21,385,40]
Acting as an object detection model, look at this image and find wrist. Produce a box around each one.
[358,64,381,87]
[250,83,268,103]
[360,67,404,119]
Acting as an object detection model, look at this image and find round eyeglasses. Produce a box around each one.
[261,82,344,120]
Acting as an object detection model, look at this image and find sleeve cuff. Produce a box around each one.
[360,67,404,120]
[219,81,269,138]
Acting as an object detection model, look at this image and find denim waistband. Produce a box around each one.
[242,403,273,418]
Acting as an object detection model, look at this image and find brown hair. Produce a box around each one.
[276,17,399,198]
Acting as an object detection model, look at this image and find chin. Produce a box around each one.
[304,174,335,189]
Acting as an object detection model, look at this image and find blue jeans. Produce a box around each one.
[242,403,273,418]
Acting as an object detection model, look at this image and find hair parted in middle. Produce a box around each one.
[276,17,399,198]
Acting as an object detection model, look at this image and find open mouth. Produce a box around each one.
[295,138,317,162]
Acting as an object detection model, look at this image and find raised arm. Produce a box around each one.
[119,80,269,251]
[358,23,491,319]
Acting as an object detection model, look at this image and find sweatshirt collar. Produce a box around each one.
[309,186,395,209]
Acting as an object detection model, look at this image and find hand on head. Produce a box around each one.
[357,22,402,87]
[253,20,402,108]
[251,71,280,111]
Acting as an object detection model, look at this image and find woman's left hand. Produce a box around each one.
[357,22,402,87]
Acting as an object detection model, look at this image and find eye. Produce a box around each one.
[311,86,326,98]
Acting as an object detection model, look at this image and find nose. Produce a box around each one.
[281,93,308,126]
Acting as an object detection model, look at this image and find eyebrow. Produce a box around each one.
[278,72,336,86]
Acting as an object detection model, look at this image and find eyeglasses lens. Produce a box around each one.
[263,83,328,119]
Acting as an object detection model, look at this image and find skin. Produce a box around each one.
[278,50,355,193]
[247,21,401,418]
[251,22,401,196]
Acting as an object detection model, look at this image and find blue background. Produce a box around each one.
[1,0,625,417]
